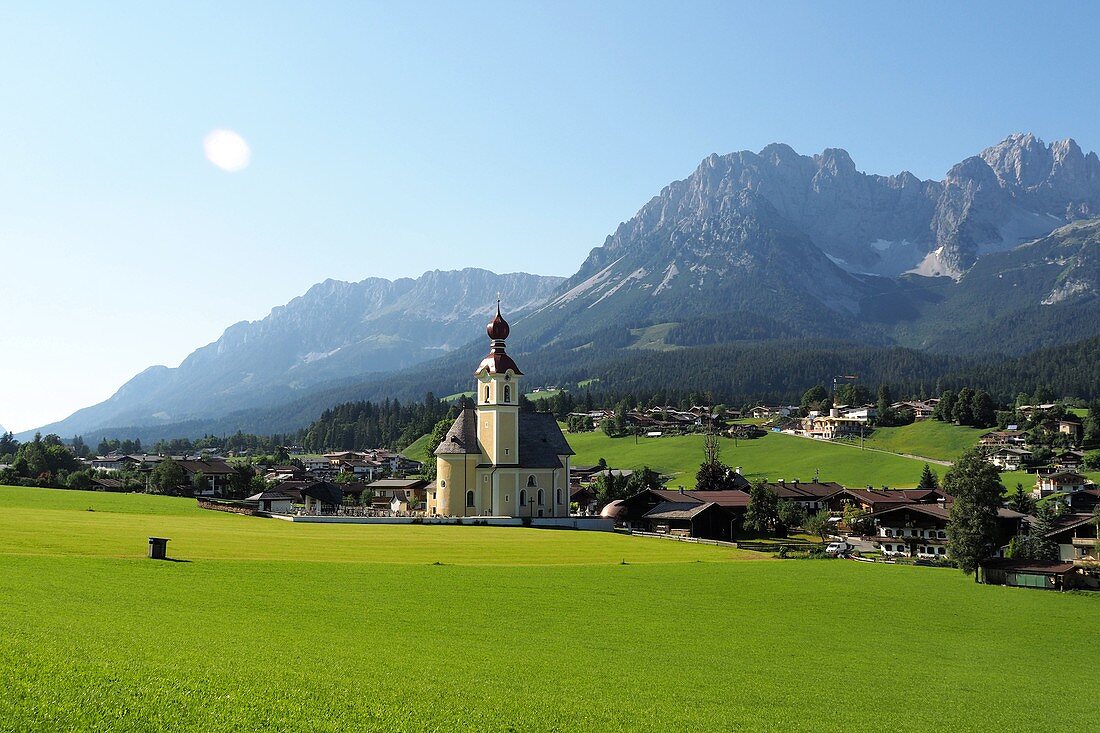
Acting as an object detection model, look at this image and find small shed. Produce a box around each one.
[978,559,1078,591]
[642,501,723,538]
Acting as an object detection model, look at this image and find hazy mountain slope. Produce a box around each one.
[892,218,1100,353]
[28,269,562,440]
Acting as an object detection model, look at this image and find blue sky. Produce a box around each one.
[2,1,1099,432]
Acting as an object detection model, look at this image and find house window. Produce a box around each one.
[938,531,946,539]
[504,385,511,403]
[466,491,475,508]
[556,489,562,505]
[519,490,527,506]
[527,475,537,487]
[938,547,946,555]
[884,529,892,537]
[537,489,544,506]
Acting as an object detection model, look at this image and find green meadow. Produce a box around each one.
[4,486,1096,732]
[855,419,985,461]
[565,429,940,488]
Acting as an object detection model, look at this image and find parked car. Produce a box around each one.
[825,541,852,556]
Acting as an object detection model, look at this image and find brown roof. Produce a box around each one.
[643,501,719,521]
[980,558,1076,574]
[688,490,752,508]
[175,459,234,475]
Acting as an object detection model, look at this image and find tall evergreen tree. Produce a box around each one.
[918,463,939,490]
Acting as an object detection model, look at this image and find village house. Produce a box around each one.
[870,504,1025,558]
[764,479,843,510]
[1055,417,1084,444]
[1051,450,1086,471]
[570,484,599,515]
[91,454,160,472]
[1034,471,1093,498]
[301,457,332,473]
[1016,403,1057,419]
[979,430,1027,447]
[300,481,345,514]
[988,446,1033,471]
[245,489,294,513]
[804,414,865,440]
[1044,512,1100,564]
[368,478,428,507]
[750,405,798,420]
[175,458,235,496]
[839,405,877,421]
[891,400,935,420]
[823,487,927,515]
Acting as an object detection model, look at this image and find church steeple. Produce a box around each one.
[476,300,523,377]
[475,300,520,465]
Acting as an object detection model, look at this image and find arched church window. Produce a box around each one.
[519,490,527,506]
[504,385,511,403]
[484,386,490,403]
[465,490,475,508]
[527,475,537,487]
[556,489,562,505]
[537,489,544,506]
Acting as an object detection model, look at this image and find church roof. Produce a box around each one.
[516,412,574,468]
[434,409,574,468]
[435,408,481,456]
[476,351,523,376]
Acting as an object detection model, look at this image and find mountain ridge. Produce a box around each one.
[28,133,1100,441]
[26,268,563,440]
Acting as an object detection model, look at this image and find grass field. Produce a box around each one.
[566,429,941,488]
[2,485,1097,732]
[857,419,985,461]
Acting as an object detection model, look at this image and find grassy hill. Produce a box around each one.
[2,486,1096,731]
[856,419,986,462]
[565,429,941,488]
[402,432,434,465]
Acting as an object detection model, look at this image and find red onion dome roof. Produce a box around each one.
[487,303,510,340]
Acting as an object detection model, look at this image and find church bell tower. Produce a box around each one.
[475,302,521,465]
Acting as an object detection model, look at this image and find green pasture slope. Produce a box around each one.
[566,429,941,488]
[4,486,1097,732]
[857,419,985,461]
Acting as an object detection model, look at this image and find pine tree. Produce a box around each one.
[918,463,939,490]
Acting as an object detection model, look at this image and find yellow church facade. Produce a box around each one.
[427,305,574,518]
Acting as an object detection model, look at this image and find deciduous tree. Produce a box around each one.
[945,447,1005,575]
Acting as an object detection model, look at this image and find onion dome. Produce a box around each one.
[476,301,523,376]
[487,302,510,340]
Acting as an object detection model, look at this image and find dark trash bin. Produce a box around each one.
[148,537,169,560]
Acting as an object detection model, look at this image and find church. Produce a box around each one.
[427,305,574,518]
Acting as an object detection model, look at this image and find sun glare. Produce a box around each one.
[203,129,251,172]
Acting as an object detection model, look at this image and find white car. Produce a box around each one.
[825,541,852,556]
